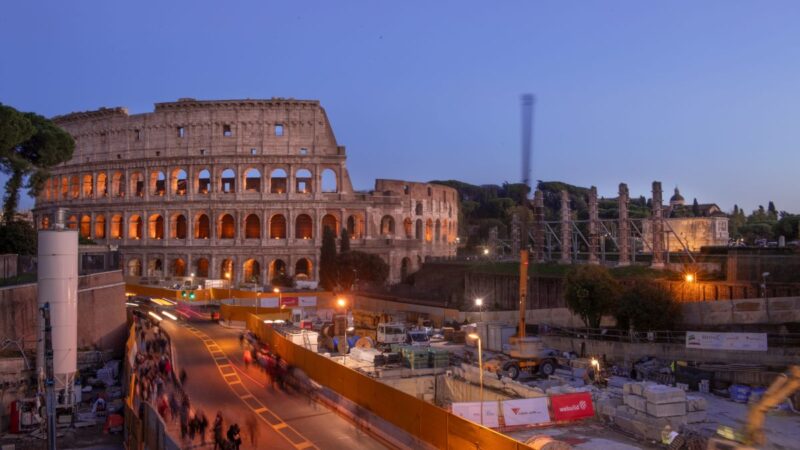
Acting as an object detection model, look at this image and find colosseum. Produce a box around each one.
[33,98,458,286]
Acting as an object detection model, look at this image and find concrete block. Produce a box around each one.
[631,381,656,396]
[687,410,706,423]
[608,376,627,388]
[623,394,648,412]
[597,398,621,417]
[623,383,634,395]
[643,384,686,404]
[686,395,707,412]
[646,401,686,417]
[614,413,669,441]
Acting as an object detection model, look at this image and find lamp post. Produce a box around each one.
[225,272,232,304]
[336,297,350,362]
[190,272,195,289]
[468,333,484,426]
[475,298,484,323]
[274,287,281,309]
[762,272,771,321]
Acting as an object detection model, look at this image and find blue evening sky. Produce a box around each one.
[2,1,799,213]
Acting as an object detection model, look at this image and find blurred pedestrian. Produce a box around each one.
[245,415,259,446]
[197,410,209,445]
[227,423,242,450]
[213,412,224,450]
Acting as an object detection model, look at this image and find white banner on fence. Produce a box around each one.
[299,296,317,307]
[686,331,768,351]
[259,297,279,308]
[451,401,500,428]
[501,397,550,426]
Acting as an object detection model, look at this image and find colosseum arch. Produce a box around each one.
[110,214,123,239]
[171,169,188,196]
[295,258,312,279]
[425,219,433,242]
[401,257,411,281]
[321,168,337,193]
[60,176,68,199]
[270,214,287,239]
[40,215,50,230]
[435,219,441,242]
[295,169,313,194]
[295,214,313,239]
[129,215,143,239]
[95,214,106,239]
[403,218,413,238]
[171,258,187,277]
[269,259,287,280]
[150,171,166,196]
[243,259,261,283]
[79,215,91,238]
[82,174,93,197]
[270,169,287,194]
[70,175,79,198]
[244,168,262,192]
[220,168,236,193]
[346,214,364,239]
[415,202,423,216]
[111,171,124,197]
[219,214,235,239]
[245,214,261,239]
[220,258,234,282]
[67,214,78,230]
[130,172,145,197]
[415,219,423,240]
[43,179,52,201]
[170,213,187,239]
[380,215,395,236]
[128,258,142,277]
[97,172,108,197]
[148,214,164,239]
[197,169,211,194]
[148,258,163,277]
[195,257,209,278]
[322,214,338,234]
[195,213,210,239]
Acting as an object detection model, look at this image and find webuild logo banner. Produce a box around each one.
[550,392,594,421]
[501,397,550,426]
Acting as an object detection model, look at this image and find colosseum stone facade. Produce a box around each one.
[34,98,458,286]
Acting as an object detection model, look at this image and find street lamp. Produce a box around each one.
[483,248,489,256]
[225,272,232,303]
[684,273,695,283]
[475,298,484,323]
[274,287,281,309]
[190,272,195,289]
[468,333,484,426]
[343,326,354,364]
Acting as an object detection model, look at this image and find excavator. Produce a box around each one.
[706,365,800,449]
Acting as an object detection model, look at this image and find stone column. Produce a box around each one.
[651,181,665,269]
[560,190,571,264]
[532,190,545,263]
[618,183,630,267]
[588,186,599,265]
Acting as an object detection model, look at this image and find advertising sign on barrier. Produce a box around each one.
[280,296,299,307]
[501,397,550,426]
[550,392,594,421]
[685,331,767,351]
[451,401,500,428]
[259,297,279,308]
[299,296,317,307]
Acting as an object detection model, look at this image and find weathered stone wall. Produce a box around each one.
[34,99,458,284]
[0,270,126,352]
[641,216,729,252]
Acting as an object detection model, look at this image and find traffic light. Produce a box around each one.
[181,291,187,298]
[189,292,195,300]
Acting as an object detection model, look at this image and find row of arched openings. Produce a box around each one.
[126,256,312,281]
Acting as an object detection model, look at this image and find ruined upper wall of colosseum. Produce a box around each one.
[53,98,343,166]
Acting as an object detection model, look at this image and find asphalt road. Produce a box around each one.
[160,318,387,450]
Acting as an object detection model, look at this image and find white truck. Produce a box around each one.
[377,323,407,348]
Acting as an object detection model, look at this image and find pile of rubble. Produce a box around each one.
[599,381,707,441]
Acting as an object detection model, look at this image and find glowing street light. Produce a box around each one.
[274,287,282,308]
[483,248,489,256]
[684,273,695,283]
[475,298,484,323]
[468,333,484,426]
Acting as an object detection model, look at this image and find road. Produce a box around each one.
[159,318,387,450]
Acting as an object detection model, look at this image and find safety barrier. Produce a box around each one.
[246,314,533,449]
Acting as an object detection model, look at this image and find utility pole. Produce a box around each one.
[41,303,56,450]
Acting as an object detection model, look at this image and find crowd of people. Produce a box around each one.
[131,315,247,449]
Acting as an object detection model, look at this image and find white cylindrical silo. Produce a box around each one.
[37,228,78,393]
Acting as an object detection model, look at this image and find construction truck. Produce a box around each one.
[706,365,800,450]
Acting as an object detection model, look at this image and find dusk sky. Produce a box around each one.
[2,1,799,213]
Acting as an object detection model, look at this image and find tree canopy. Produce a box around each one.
[615,281,681,331]
[0,104,75,220]
[319,226,338,290]
[564,264,621,328]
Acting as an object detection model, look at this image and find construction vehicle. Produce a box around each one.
[706,365,800,450]
[376,322,407,348]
